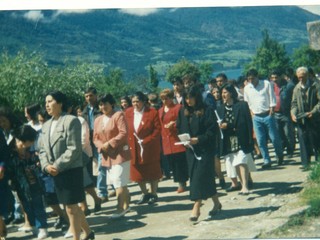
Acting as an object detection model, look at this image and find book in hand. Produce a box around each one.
[175,133,191,145]
[296,112,308,120]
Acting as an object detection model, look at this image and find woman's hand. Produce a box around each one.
[219,122,228,129]
[101,142,110,153]
[189,138,199,145]
[164,121,175,129]
[46,165,59,176]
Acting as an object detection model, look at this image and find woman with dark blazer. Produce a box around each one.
[93,94,131,218]
[125,92,162,205]
[217,84,256,195]
[38,90,94,240]
[177,86,222,222]
[158,89,188,193]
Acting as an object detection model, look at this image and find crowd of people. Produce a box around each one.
[0,66,320,240]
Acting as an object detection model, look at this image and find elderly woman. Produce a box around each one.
[93,94,131,218]
[125,91,162,205]
[217,84,256,195]
[177,85,222,221]
[158,89,188,193]
[38,90,94,240]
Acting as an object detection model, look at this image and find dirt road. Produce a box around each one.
[7,148,315,239]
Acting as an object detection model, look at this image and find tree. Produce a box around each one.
[291,44,320,72]
[0,50,136,113]
[149,65,159,92]
[199,61,214,83]
[165,58,201,83]
[245,29,290,78]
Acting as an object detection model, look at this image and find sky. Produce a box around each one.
[0,0,320,16]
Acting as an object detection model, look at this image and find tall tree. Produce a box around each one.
[292,44,320,72]
[149,65,159,91]
[245,29,290,78]
[165,58,201,83]
[199,61,214,83]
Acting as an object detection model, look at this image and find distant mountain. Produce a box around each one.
[0,6,319,79]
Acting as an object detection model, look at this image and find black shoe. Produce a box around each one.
[225,185,241,192]
[277,156,284,166]
[148,194,158,205]
[82,231,95,240]
[84,209,91,216]
[53,217,67,229]
[254,154,262,159]
[208,203,222,216]
[219,178,226,189]
[94,198,102,213]
[261,163,272,169]
[136,194,151,205]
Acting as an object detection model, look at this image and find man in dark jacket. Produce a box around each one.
[291,67,320,170]
[270,69,295,158]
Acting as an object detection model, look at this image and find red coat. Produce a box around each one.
[93,111,131,168]
[158,104,186,155]
[125,106,162,182]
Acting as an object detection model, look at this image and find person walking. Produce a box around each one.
[125,92,162,205]
[244,69,284,169]
[177,85,222,221]
[38,90,94,240]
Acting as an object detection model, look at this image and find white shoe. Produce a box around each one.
[64,231,73,239]
[37,228,48,239]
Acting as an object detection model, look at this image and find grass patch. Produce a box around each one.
[258,162,320,238]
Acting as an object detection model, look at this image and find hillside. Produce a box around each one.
[0,6,319,79]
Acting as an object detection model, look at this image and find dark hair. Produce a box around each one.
[284,67,294,78]
[85,87,97,95]
[37,108,50,122]
[208,78,216,85]
[0,106,22,130]
[246,69,259,78]
[12,124,37,142]
[216,73,228,81]
[270,68,282,77]
[46,90,68,112]
[236,75,246,88]
[131,91,148,104]
[220,83,239,102]
[171,76,183,84]
[97,94,116,108]
[25,103,41,121]
[120,96,132,109]
[185,85,205,112]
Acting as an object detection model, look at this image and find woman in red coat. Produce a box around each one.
[158,89,189,193]
[125,92,162,205]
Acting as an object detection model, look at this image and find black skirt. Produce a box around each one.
[54,167,85,205]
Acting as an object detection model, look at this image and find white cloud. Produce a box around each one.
[23,10,44,21]
[119,8,159,16]
[299,5,320,15]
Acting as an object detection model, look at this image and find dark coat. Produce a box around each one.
[177,106,217,201]
[217,101,254,155]
[291,80,320,126]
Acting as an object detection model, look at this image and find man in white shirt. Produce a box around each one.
[244,69,284,169]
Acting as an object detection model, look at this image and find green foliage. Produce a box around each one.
[149,65,159,92]
[308,163,320,183]
[245,29,290,78]
[199,61,214,83]
[0,50,135,113]
[291,45,320,72]
[165,58,201,83]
